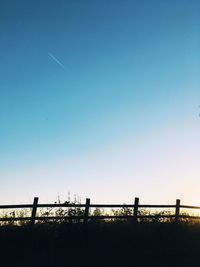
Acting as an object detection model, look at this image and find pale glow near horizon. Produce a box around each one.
[1,117,199,205]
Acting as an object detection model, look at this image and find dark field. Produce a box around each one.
[1,222,200,267]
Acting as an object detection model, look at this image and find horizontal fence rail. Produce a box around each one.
[1,197,200,225]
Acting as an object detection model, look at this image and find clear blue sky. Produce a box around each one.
[0,0,200,204]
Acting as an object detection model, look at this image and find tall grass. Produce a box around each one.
[0,198,198,226]
[1,220,200,266]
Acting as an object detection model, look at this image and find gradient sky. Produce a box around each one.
[0,0,200,205]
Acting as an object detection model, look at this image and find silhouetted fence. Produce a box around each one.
[1,197,200,225]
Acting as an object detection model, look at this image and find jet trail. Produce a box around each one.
[48,52,68,71]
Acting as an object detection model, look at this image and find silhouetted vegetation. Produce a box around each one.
[1,198,200,266]
[1,221,200,267]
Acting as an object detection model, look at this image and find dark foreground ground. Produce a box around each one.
[1,222,200,267]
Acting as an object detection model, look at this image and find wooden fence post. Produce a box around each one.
[84,198,90,225]
[133,197,139,223]
[30,197,39,226]
[175,199,180,223]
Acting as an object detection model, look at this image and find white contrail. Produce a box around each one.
[48,52,68,71]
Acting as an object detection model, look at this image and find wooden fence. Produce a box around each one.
[0,197,200,225]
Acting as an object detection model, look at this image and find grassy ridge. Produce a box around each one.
[1,222,200,267]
